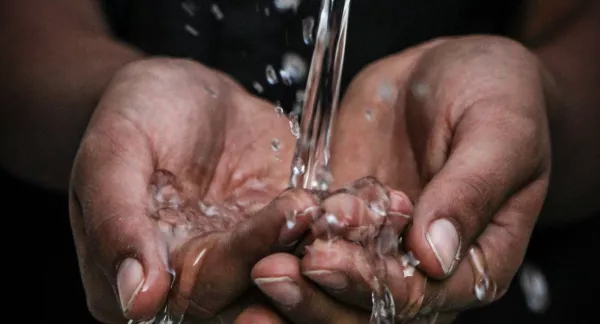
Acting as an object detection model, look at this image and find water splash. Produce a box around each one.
[265,65,279,85]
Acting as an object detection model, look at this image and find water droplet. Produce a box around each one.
[184,24,199,36]
[273,0,301,12]
[519,261,550,314]
[365,108,374,121]
[265,65,279,85]
[289,114,301,139]
[302,17,315,45]
[370,284,396,324]
[402,266,415,278]
[264,7,271,16]
[410,81,431,101]
[271,138,281,152]
[252,81,264,93]
[377,83,397,103]
[474,277,490,301]
[292,157,305,175]
[314,166,334,191]
[368,201,387,217]
[198,201,222,217]
[295,89,305,103]
[203,84,218,98]
[211,3,224,20]
[285,210,299,229]
[181,0,198,16]
[149,170,182,212]
[274,102,285,116]
[280,52,307,86]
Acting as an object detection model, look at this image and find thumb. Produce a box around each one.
[175,188,320,319]
[71,123,171,321]
[404,104,544,279]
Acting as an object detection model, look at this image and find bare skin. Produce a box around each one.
[1,1,598,323]
[68,58,320,323]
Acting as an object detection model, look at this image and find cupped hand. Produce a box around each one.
[68,58,318,323]
[248,36,552,323]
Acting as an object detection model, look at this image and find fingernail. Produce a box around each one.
[426,219,460,275]
[117,258,145,314]
[388,190,407,211]
[303,270,348,291]
[254,276,302,307]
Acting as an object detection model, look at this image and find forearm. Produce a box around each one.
[0,1,144,191]
[526,1,600,225]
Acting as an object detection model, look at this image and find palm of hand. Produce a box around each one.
[71,59,302,322]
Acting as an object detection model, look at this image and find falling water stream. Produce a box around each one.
[288,0,396,323]
[130,1,397,323]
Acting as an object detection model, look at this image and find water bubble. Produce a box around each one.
[274,0,301,12]
[302,16,315,45]
[181,0,198,16]
[265,65,279,85]
[184,24,199,36]
[210,4,224,20]
[280,52,307,86]
[252,81,264,93]
[271,138,281,152]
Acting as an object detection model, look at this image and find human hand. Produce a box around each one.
[68,58,319,323]
[248,36,552,323]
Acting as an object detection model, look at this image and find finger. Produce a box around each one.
[416,180,548,313]
[235,305,287,324]
[404,38,550,279]
[406,312,458,324]
[302,238,429,319]
[175,189,320,318]
[405,105,546,278]
[71,124,171,321]
[252,253,369,324]
[301,239,376,311]
[313,179,412,242]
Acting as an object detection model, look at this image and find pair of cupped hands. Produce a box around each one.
[70,36,551,324]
